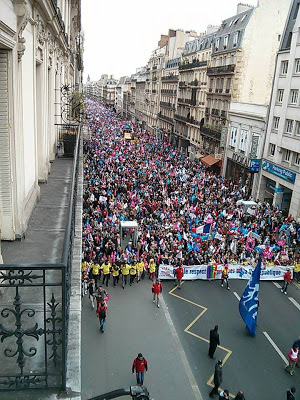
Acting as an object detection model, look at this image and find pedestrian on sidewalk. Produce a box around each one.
[209,325,220,359]
[221,264,230,290]
[219,390,229,399]
[234,391,246,400]
[209,360,223,398]
[286,344,299,376]
[152,279,162,308]
[88,279,97,310]
[121,262,130,289]
[292,337,300,367]
[287,387,296,400]
[174,264,184,289]
[132,353,148,386]
[281,268,292,294]
[96,300,107,333]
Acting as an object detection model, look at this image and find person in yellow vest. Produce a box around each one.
[91,261,101,285]
[294,261,300,283]
[112,263,120,287]
[101,259,111,287]
[148,259,156,281]
[221,264,230,290]
[137,259,145,282]
[121,262,130,289]
[129,260,137,286]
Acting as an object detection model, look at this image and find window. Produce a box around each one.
[241,14,247,22]
[229,126,238,148]
[285,119,294,134]
[273,116,280,130]
[269,143,276,156]
[233,32,239,47]
[283,149,291,162]
[277,89,284,103]
[295,59,300,74]
[223,36,228,48]
[294,152,300,166]
[295,121,300,136]
[239,129,249,152]
[215,38,220,50]
[290,89,299,104]
[281,60,289,75]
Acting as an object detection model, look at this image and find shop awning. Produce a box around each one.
[200,155,220,167]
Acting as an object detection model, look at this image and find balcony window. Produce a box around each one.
[273,116,280,130]
[223,35,228,49]
[215,38,220,50]
[229,126,238,148]
[233,31,239,47]
[283,149,291,162]
[239,129,248,152]
[277,89,284,103]
[294,152,300,166]
[289,89,299,105]
[281,60,289,75]
[269,143,276,156]
[285,119,294,134]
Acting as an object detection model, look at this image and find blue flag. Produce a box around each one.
[238,258,262,338]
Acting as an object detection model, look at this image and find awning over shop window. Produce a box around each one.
[200,155,220,167]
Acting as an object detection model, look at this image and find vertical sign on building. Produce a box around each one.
[250,135,259,158]
[220,126,228,148]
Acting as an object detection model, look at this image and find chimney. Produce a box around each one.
[206,25,219,34]
[237,2,254,14]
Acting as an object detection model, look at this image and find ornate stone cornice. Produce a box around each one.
[35,15,47,46]
[12,0,30,61]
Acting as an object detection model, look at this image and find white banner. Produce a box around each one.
[158,264,293,281]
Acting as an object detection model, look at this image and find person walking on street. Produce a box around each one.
[209,325,220,359]
[292,337,300,367]
[137,259,145,282]
[88,279,97,310]
[209,360,223,398]
[129,261,137,286]
[132,353,148,386]
[112,263,120,287]
[121,262,130,289]
[174,264,184,289]
[286,344,299,376]
[91,262,100,286]
[219,390,229,399]
[152,279,162,308]
[221,264,230,290]
[101,259,111,287]
[281,268,292,294]
[148,259,156,281]
[287,387,296,400]
[97,300,107,333]
[234,391,246,400]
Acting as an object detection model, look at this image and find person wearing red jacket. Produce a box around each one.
[174,265,184,289]
[152,279,162,308]
[281,268,292,295]
[132,353,148,385]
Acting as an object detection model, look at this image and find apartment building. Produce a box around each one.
[258,0,300,218]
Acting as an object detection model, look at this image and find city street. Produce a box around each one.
[162,278,300,400]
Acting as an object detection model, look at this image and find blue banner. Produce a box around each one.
[238,258,262,337]
[249,159,261,173]
[262,160,296,183]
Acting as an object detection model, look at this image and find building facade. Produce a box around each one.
[258,0,300,218]
[1,0,82,240]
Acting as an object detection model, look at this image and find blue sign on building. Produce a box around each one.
[249,159,261,173]
[262,160,296,183]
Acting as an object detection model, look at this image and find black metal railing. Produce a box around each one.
[179,60,207,70]
[207,64,235,75]
[0,126,82,392]
[200,125,221,140]
[158,113,174,123]
[160,101,175,109]
[161,75,179,82]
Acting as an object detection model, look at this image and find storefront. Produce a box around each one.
[225,153,250,185]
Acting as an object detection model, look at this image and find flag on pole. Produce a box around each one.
[196,224,211,234]
[238,258,262,338]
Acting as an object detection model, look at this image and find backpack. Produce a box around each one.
[98,307,106,319]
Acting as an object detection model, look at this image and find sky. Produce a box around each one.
[82,0,257,82]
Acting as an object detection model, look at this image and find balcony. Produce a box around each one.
[211,108,220,116]
[207,64,235,75]
[189,80,199,87]
[174,114,201,126]
[160,101,175,110]
[161,89,177,95]
[200,125,221,140]
[161,75,179,82]
[179,81,187,87]
[158,112,174,124]
[179,60,208,71]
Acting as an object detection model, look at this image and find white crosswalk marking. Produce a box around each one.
[288,297,300,311]
[233,292,241,301]
[272,281,281,289]
[263,332,288,364]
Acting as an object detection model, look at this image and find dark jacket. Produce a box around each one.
[234,393,246,400]
[213,363,223,386]
[287,389,296,400]
[210,328,220,348]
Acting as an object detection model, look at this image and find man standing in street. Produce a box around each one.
[287,387,296,400]
[209,325,220,359]
[97,300,107,333]
[132,353,148,386]
[281,268,292,294]
[152,279,162,308]
[174,264,184,289]
[209,360,223,398]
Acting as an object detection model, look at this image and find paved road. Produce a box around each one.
[81,277,201,400]
[162,278,300,400]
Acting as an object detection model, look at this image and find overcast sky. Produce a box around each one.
[82,0,257,82]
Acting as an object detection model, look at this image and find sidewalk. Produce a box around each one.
[81,277,203,400]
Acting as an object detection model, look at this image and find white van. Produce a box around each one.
[236,200,258,215]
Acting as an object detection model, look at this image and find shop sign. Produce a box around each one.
[266,181,275,191]
[220,126,227,148]
[275,187,284,193]
[232,152,249,167]
[262,160,296,184]
[249,159,261,173]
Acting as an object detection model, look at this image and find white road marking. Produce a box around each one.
[263,332,288,364]
[288,297,300,311]
[233,292,240,301]
[273,281,281,289]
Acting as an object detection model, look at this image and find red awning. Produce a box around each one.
[200,155,220,167]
